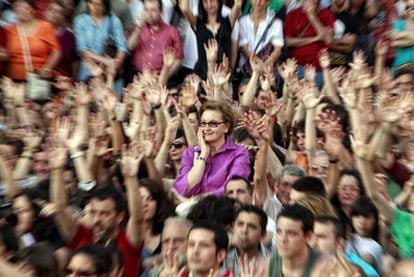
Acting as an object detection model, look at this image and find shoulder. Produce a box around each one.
[38,20,54,31]
[74,13,90,24]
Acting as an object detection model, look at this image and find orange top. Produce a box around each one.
[295,151,309,173]
[5,20,60,80]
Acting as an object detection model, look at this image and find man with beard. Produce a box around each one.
[225,205,269,276]
[127,0,183,77]
[51,152,144,277]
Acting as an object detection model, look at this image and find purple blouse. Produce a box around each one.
[174,138,250,197]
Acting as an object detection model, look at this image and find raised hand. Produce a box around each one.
[204,39,218,64]
[74,83,91,106]
[279,58,298,80]
[350,125,369,158]
[85,59,104,77]
[23,127,43,148]
[338,75,357,108]
[159,250,186,277]
[329,66,346,85]
[163,47,176,69]
[180,84,198,108]
[301,83,322,109]
[242,111,260,139]
[141,130,157,158]
[120,143,144,177]
[212,64,231,87]
[319,48,331,69]
[249,55,265,73]
[349,50,366,72]
[197,128,210,156]
[266,93,284,117]
[257,114,272,143]
[304,65,316,83]
[47,135,68,170]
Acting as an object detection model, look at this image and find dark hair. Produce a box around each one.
[187,195,235,229]
[67,245,113,275]
[189,220,229,252]
[394,63,414,78]
[86,0,111,15]
[186,105,200,120]
[198,0,222,24]
[233,127,255,144]
[199,100,237,136]
[277,204,314,234]
[139,179,176,235]
[315,215,346,239]
[0,226,19,254]
[322,104,349,133]
[17,242,59,277]
[0,137,24,155]
[90,186,126,214]
[292,177,326,197]
[235,205,268,234]
[351,196,379,241]
[226,175,252,195]
[292,120,305,136]
[95,240,123,272]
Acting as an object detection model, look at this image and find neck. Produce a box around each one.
[21,19,36,26]
[193,268,218,277]
[251,8,266,19]
[207,14,217,24]
[150,22,160,31]
[143,220,153,233]
[209,137,226,154]
[341,205,352,217]
[282,247,309,274]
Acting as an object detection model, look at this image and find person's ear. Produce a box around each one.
[216,249,227,264]
[116,211,125,225]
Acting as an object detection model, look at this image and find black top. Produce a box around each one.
[194,16,232,80]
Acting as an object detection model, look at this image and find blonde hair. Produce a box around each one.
[296,194,338,218]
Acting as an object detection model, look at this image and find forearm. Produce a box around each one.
[329,36,356,53]
[392,38,414,47]
[43,49,61,71]
[367,122,391,161]
[15,106,30,126]
[77,105,89,138]
[144,157,163,185]
[12,150,34,181]
[241,70,259,107]
[374,53,385,82]
[110,120,124,155]
[308,16,332,43]
[181,116,198,147]
[154,139,170,174]
[326,162,339,199]
[70,150,94,182]
[305,108,316,160]
[321,69,341,104]
[0,155,18,198]
[186,158,207,190]
[0,259,28,277]
[254,140,270,207]
[125,176,144,247]
[127,27,142,50]
[286,36,319,47]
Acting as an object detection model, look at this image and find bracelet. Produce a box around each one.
[70,151,85,159]
[23,146,36,153]
[329,158,339,164]
[197,156,207,162]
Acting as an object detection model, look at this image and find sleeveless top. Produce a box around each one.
[268,248,321,277]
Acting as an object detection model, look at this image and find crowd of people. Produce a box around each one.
[0,0,414,276]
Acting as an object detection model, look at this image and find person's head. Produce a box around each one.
[88,186,126,241]
[86,0,111,17]
[139,179,175,235]
[17,242,59,277]
[337,169,364,209]
[13,0,35,22]
[313,216,346,254]
[331,0,349,12]
[44,0,66,26]
[187,220,228,275]
[251,0,271,13]
[144,0,162,26]
[161,217,192,257]
[394,64,414,92]
[95,240,123,277]
[187,105,200,132]
[351,196,379,241]
[199,0,222,24]
[232,205,267,252]
[310,150,329,181]
[199,100,236,146]
[12,193,36,235]
[276,205,315,259]
[275,165,306,206]
[168,130,188,162]
[0,137,24,171]
[290,176,326,204]
[225,175,252,209]
[33,151,50,179]
[233,127,257,161]
[295,194,338,218]
[66,245,113,277]
[254,90,272,109]
[292,121,306,151]
[187,195,235,231]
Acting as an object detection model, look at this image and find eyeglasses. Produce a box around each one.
[199,121,226,128]
[65,268,96,276]
[170,141,186,149]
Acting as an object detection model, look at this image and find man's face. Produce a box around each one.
[187,229,225,274]
[395,73,414,92]
[310,154,329,181]
[313,222,337,254]
[161,222,189,256]
[276,174,300,205]
[144,0,161,26]
[255,90,271,109]
[33,151,50,178]
[89,198,121,240]
[276,217,310,259]
[226,180,252,209]
[232,211,263,252]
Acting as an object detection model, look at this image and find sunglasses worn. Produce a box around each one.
[171,141,186,149]
[65,268,96,276]
[199,121,226,128]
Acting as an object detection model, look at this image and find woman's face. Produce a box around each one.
[188,112,199,132]
[140,187,157,221]
[12,195,35,235]
[200,110,229,145]
[66,253,98,277]
[202,0,219,15]
[169,137,188,162]
[251,0,270,11]
[338,175,361,208]
[88,0,105,17]
[352,213,376,238]
[44,3,65,26]
[13,1,34,22]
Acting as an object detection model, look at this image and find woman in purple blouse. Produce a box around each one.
[174,100,250,197]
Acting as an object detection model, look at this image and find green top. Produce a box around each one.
[390,208,414,259]
[268,248,321,277]
[242,0,285,16]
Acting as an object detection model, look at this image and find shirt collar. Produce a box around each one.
[194,138,238,154]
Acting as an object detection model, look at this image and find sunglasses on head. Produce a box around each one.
[171,141,186,149]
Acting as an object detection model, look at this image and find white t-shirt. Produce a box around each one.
[128,0,175,24]
[345,234,384,271]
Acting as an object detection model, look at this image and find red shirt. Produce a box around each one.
[285,8,334,70]
[67,224,142,277]
[132,21,183,73]
[0,26,6,75]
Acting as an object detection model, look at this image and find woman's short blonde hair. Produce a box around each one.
[296,194,338,218]
[199,100,237,135]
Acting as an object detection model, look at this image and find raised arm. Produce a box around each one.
[120,144,145,247]
[179,0,197,28]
